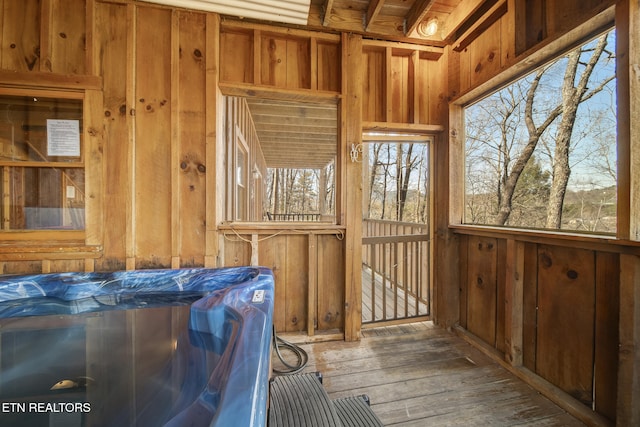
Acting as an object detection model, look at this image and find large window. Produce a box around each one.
[464,29,616,234]
[0,91,84,231]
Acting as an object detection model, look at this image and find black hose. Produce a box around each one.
[272,325,308,375]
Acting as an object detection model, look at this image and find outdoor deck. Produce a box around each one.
[362,266,429,324]
[288,322,586,426]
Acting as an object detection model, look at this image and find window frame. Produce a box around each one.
[234,129,249,221]
[0,87,86,239]
[449,21,619,241]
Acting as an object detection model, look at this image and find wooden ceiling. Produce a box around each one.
[145,1,493,44]
[245,99,338,169]
[307,0,493,44]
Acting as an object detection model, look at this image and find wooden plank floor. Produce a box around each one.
[283,322,586,426]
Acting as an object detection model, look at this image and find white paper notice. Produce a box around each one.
[47,119,80,157]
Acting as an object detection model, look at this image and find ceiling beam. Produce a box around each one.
[321,0,336,26]
[405,0,437,36]
[441,0,487,41]
[365,0,386,31]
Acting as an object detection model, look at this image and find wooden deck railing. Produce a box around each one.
[266,212,321,221]
[362,219,430,324]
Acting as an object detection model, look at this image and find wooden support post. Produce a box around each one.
[343,32,363,341]
[171,10,181,270]
[504,239,524,366]
[125,4,136,269]
[251,234,259,266]
[205,14,220,268]
[308,233,318,336]
[434,86,461,328]
[84,89,104,248]
[618,254,640,426]
[617,0,640,423]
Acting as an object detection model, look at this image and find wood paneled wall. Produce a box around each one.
[449,0,615,98]
[0,1,219,272]
[0,0,87,73]
[219,227,345,335]
[459,234,620,422]
[445,1,640,423]
[96,3,213,270]
[0,1,354,337]
[219,23,341,94]
[361,42,445,127]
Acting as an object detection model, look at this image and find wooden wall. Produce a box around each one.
[458,233,621,422]
[448,0,615,97]
[219,22,341,95]
[446,0,639,424]
[1,1,638,422]
[0,0,441,340]
[361,41,447,129]
[0,0,217,272]
[219,227,345,335]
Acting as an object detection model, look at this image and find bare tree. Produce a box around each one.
[396,144,418,221]
[545,34,614,228]
[367,144,383,218]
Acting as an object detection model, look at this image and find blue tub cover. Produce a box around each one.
[0,267,275,427]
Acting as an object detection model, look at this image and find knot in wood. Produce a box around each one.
[540,253,552,268]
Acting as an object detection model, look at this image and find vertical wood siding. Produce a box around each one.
[220,231,344,334]
[459,235,619,422]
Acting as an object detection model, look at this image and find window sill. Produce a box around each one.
[449,224,640,254]
[0,240,102,261]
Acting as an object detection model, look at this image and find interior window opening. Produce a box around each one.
[0,93,85,231]
[225,96,337,223]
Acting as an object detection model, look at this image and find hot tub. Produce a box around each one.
[0,267,274,427]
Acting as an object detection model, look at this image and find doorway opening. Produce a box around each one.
[361,133,433,325]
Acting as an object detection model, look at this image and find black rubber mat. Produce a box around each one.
[333,395,385,427]
[269,373,342,427]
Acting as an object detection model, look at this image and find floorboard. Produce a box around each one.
[280,322,586,426]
